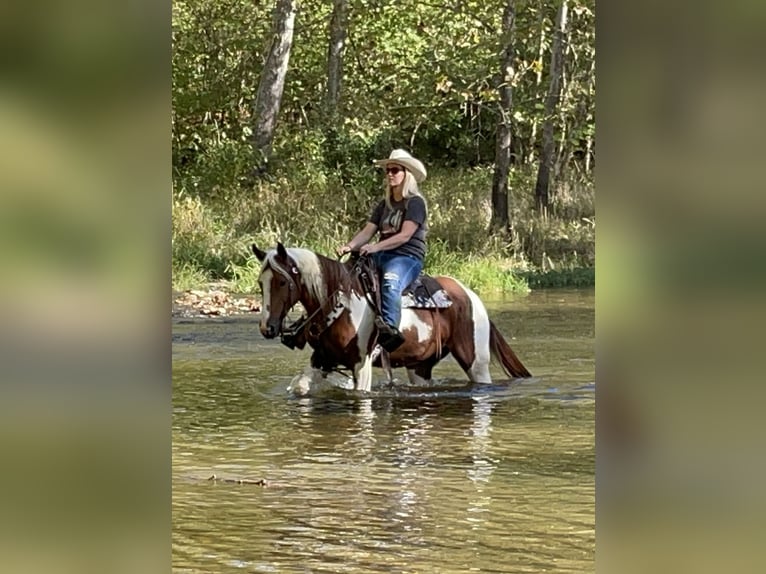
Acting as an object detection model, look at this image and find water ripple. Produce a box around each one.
[173,290,594,572]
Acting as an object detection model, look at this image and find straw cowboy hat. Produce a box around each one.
[373,149,427,183]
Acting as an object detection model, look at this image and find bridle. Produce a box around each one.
[276,254,378,349]
[272,252,395,383]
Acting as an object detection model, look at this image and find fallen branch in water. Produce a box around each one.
[207,474,270,486]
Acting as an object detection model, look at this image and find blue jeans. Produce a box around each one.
[372,252,423,329]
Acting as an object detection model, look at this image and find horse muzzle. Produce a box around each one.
[260,320,282,339]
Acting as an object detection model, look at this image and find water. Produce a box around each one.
[173,289,594,573]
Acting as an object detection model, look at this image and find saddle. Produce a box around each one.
[352,255,452,311]
[350,255,448,355]
[401,275,452,309]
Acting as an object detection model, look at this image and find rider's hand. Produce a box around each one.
[337,244,351,257]
[359,244,377,256]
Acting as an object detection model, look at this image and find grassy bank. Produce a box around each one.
[172,164,594,294]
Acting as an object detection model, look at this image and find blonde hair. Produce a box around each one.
[384,170,426,208]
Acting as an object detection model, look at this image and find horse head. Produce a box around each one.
[253,242,303,338]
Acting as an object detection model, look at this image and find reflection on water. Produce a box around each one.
[173,289,594,573]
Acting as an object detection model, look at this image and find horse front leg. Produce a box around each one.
[287,365,327,396]
[353,354,375,393]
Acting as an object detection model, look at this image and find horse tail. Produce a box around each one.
[489,320,531,378]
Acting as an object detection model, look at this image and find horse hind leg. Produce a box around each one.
[468,358,492,384]
[406,360,436,386]
[451,347,492,384]
[435,276,495,384]
[447,314,493,384]
[406,344,450,386]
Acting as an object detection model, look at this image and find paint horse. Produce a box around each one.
[252,243,531,393]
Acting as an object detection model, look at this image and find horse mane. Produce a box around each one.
[265,247,357,304]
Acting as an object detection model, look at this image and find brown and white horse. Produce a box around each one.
[252,243,531,393]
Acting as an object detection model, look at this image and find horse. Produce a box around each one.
[252,243,531,393]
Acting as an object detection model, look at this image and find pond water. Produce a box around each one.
[172,288,594,573]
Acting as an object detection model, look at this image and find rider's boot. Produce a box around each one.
[375,316,405,352]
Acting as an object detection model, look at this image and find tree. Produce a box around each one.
[527,1,548,165]
[326,0,349,120]
[251,0,298,175]
[172,0,594,198]
[534,0,568,211]
[491,0,516,233]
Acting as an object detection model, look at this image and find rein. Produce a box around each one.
[280,255,370,348]
[280,289,343,349]
[278,251,394,384]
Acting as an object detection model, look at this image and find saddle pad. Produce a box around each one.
[401,275,452,309]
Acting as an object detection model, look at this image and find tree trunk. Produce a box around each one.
[527,2,547,165]
[251,0,298,175]
[554,22,573,181]
[535,0,568,212]
[326,0,348,120]
[490,0,515,234]
[585,56,595,173]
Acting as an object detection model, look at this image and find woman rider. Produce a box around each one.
[337,149,428,352]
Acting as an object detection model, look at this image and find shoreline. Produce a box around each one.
[172,286,261,319]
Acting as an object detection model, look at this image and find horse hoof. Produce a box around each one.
[287,371,316,395]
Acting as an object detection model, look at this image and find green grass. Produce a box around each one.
[226,258,261,294]
[223,241,530,295]
[172,263,210,292]
[521,267,595,289]
[425,238,529,294]
[172,160,594,293]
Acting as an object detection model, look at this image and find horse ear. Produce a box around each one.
[276,242,288,262]
[252,244,267,262]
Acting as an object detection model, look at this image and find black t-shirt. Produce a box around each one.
[368,195,428,261]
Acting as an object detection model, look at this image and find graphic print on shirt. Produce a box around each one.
[381,208,404,238]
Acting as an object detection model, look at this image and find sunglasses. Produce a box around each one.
[385,166,404,175]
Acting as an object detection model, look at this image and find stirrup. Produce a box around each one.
[374,316,404,351]
[377,326,404,352]
[375,316,396,335]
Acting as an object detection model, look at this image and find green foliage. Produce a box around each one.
[170,0,595,292]
[172,263,210,292]
[522,267,595,289]
[172,0,596,199]
[171,165,593,293]
[511,182,596,269]
[226,258,261,294]
[427,238,529,294]
[172,195,231,278]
